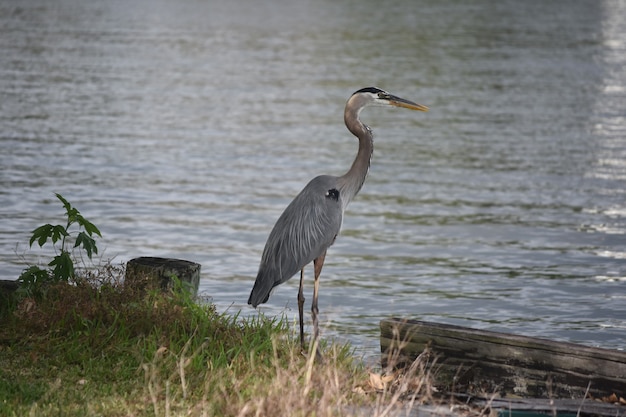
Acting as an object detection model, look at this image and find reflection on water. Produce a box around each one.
[1,0,625,354]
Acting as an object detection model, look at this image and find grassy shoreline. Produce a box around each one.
[0,268,434,416]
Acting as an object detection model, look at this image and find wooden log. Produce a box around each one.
[125,257,200,297]
[380,318,626,400]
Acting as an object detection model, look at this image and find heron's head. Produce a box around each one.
[350,87,429,112]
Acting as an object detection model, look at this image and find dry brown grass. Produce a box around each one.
[0,265,460,417]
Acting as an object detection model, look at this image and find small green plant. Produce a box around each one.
[18,193,102,292]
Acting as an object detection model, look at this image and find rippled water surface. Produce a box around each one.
[1,0,625,354]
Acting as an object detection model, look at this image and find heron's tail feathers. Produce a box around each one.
[247,271,273,307]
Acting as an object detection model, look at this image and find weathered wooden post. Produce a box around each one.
[125,257,200,297]
[0,280,20,310]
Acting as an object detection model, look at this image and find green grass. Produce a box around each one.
[3,195,437,416]
[0,267,401,416]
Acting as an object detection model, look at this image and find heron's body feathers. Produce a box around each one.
[248,175,343,307]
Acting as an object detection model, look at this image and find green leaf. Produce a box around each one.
[48,251,74,281]
[29,223,69,247]
[56,193,79,226]
[17,266,52,298]
[66,207,80,226]
[79,217,102,237]
[75,231,98,259]
[32,224,67,247]
[18,265,50,286]
[50,224,69,244]
[55,193,72,214]
[29,224,54,247]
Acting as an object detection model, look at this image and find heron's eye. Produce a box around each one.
[378,92,390,100]
[325,189,339,201]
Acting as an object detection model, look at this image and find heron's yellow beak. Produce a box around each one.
[388,96,429,112]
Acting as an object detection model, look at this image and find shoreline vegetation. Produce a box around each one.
[0,264,444,416]
[5,195,622,416]
[0,194,450,416]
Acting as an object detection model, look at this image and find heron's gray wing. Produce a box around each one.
[248,175,343,307]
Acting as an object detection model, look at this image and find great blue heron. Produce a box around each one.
[248,87,428,350]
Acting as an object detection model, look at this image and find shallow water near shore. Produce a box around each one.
[1,0,625,355]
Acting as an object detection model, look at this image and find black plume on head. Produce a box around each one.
[353,87,385,95]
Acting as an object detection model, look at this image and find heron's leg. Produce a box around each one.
[311,250,327,345]
[297,268,305,349]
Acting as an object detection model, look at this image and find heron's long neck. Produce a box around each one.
[337,108,373,211]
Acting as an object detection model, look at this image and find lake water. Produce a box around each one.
[1,0,625,355]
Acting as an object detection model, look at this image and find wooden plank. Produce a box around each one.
[380,318,626,399]
[472,397,626,417]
